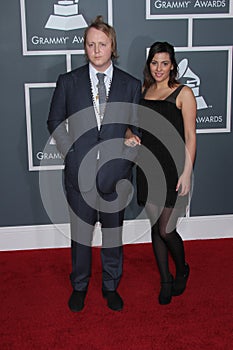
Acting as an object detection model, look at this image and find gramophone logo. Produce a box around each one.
[175,48,232,133]
[45,0,88,31]
[178,58,208,110]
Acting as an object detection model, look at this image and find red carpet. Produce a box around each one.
[1,239,233,350]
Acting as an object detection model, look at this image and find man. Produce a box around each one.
[47,16,141,312]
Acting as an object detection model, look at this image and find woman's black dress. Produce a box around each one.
[137,85,188,208]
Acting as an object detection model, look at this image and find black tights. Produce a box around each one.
[146,202,186,282]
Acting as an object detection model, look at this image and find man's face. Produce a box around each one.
[85,27,113,72]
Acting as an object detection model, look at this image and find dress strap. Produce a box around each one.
[165,85,185,104]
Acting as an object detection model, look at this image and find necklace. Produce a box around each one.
[90,78,111,125]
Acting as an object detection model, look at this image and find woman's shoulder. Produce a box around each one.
[176,84,196,109]
[178,84,193,94]
[178,85,196,102]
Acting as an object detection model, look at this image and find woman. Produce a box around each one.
[127,42,196,305]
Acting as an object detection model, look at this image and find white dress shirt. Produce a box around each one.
[89,63,113,130]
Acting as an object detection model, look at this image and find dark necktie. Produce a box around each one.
[96,73,107,119]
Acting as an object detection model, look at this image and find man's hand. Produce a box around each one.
[124,128,141,147]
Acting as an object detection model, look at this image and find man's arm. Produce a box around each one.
[128,80,141,136]
[125,79,142,147]
[47,74,73,157]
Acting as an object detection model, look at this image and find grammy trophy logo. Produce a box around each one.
[45,1,88,31]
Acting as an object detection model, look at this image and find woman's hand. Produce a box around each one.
[176,172,191,196]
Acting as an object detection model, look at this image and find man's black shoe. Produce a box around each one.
[102,290,123,311]
[68,290,87,312]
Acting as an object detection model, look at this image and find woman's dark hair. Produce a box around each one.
[84,15,118,60]
[143,42,179,89]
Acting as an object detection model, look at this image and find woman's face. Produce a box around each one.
[149,52,173,83]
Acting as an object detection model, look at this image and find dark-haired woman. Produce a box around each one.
[127,42,196,304]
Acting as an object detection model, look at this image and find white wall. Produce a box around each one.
[1,215,232,251]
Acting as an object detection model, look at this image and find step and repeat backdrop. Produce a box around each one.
[1,1,233,245]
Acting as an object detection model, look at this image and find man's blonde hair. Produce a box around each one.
[84,15,118,59]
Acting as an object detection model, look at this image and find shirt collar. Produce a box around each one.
[89,62,113,82]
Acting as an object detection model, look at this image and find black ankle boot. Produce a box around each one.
[172,263,190,296]
[159,273,174,305]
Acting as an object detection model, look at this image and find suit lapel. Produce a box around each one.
[102,67,127,127]
[73,65,98,129]
[108,67,126,103]
[74,65,93,107]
